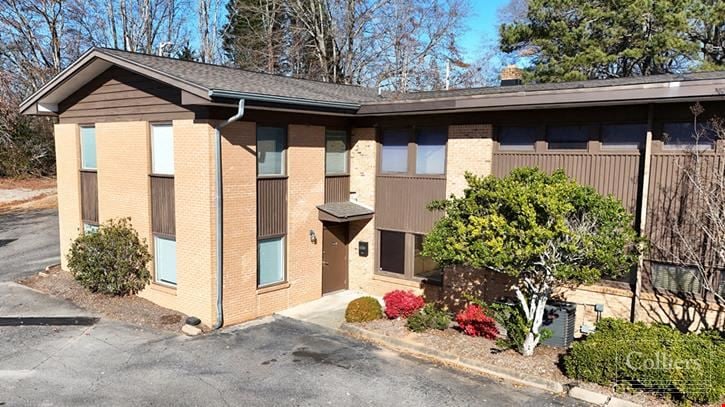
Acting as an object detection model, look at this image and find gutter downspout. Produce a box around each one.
[213,99,245,330]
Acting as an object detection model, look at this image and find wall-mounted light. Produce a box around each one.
[309,230,317,244]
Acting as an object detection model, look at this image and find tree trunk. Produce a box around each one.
[520,287,549,357]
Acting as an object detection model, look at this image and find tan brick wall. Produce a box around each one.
[348,128,376,291]
[284,124,324,308]
[446,124,494,197]
[54,123,82,270]
[93,120,216,326]
[171,119,216,325]
[220,121,257,324]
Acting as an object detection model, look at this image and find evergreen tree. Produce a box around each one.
[499,0,704,82]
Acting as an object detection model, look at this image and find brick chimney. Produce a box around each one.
[500,65,523,86]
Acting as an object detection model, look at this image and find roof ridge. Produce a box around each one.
[94,47,377,92]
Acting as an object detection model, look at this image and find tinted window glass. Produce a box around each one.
[547,126,590,150]
[80,126,97,170]
[413,234,440,281]
[379,230,405,274]
[601,124,646,150]
[499,126,538,151]
[651,263,701,294]
[325,130,347,174]
[663,122,715,149]
[154,236,177,285]
[416,128,446,174]
[151,124,174,174]
[381,129,410,173]
[257,127,286,175]
[258,237,285,286]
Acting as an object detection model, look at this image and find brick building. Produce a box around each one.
[22,48,725,330]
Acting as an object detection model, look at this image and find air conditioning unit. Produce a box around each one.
[541,301,577,348]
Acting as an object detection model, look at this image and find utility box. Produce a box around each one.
[541,301,577,348]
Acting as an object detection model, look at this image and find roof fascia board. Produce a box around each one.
[358,79,725,115]
[208,89,360,111]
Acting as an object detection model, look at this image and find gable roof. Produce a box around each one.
[20,47,725,116]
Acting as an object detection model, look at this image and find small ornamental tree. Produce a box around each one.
[423,168,640,356]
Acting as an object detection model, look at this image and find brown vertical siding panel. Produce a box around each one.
[80,170,98,223]
[324,175,350,203]
[491,151,640,213]
[257,177,287,238]
[150,176,176,236]
[375,176,446,234]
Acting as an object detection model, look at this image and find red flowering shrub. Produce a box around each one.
[383,290,425,319]
[455,304,499,339]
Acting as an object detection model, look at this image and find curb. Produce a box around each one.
[340,323,564,394]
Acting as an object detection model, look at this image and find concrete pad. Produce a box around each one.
[277,290,379,331]
[0,281,94,317]
[569,386,610,405]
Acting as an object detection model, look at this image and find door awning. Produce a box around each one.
[317,201,374,223]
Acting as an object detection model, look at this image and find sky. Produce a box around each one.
[458,0,510,63]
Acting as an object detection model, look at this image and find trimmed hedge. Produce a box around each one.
[406,304,451,333]
[345,296,383,323]
[563,318,724,404]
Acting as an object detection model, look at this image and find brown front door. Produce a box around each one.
[322,223,348,294]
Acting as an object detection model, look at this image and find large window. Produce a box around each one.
[154,236,177,286]
[415,128,446,175]
[601,124,647,150]
[257,126,286,176]
[662,122,714,149]
[379,230,405,274]
[381,129,410,173]
[258,237,285,286]
[651,262,701,294]
[413,234,440,281]
[151,123,174,175]
[498,126,538,151]
[325,130,348,175]
[80,126,97,170]
[547,125,590,150]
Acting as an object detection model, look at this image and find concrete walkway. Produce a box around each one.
[277,290,380,331]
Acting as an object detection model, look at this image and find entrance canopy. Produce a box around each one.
[317,201,374,223]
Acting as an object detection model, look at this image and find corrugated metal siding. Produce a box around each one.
[324,175,350,203]
[58,66,193,123]
[257,177,287,238]
[80,170,98,223]
[492,151,641,213]
[150,175,175,236]
[375,176,446,234]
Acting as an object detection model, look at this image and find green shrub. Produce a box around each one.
[67,218,152,296]
[489,302,552,352]
[563,318,724,404]
[406,304,452,333]
[345,296,383,323]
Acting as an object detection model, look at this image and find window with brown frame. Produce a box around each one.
[380,127,447,176]
[150,123,176,286]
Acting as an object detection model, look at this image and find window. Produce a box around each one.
[547,125,591,150]
[83,223,99,234]
[662,122,715,149]
[154,236,177,285]
[379,230,405,274]
[325,130,348,175]
[258,237,285,286]
[651,262,701,294]
[415,128,446,175]
[413,234,440,281]
[80,126,97,170]
[151,123,174,175]
[257,127,286,176]
[601,124,647,150]
[498,126,538,151]
[381,129,410,173]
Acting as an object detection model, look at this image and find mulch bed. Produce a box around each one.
[0,176,56,190]
[20,266,187,333]
[357,318,675,407]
